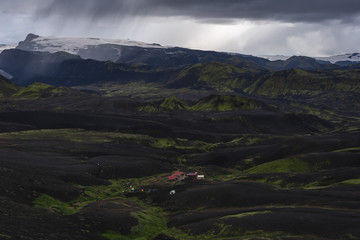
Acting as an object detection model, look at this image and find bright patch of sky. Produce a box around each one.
[1,0,360,57]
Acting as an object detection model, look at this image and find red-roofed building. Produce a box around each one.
[186,172,198,180]
[168,171,185,181]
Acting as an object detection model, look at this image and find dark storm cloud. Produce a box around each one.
[39,0,360,23]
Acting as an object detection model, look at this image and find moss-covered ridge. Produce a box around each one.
[138,96,190,112]
[191,94,271,111]
[160,96,189,110]
[0,75,80,99]
[139,94,272,112]
[13,82,79,99]
[246,68,360,97]
[168,62,261,91]
[170,63,360,98]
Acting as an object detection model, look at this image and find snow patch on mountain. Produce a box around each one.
[259,53,360,64]
[316,53,360,64]
[259,55,291,61]
[16,34,173,62]
[0,44,16,53]
[17,34,169,55]
[0,69,13,79]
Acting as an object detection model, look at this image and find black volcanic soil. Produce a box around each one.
[77,199,141,235]
[0,94,359,240]
[0,197,106,240]
[171,207,360,239]
[158,181,360,211]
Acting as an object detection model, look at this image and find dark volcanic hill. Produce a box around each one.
[0,49,175,86]
[0,74,21,97]
[0,49,80,85]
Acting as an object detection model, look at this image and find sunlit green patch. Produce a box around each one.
[221,210,272,219]
[191,94,267,112]
[0,234,11,239]
[33,194,79,215]
[12,82,71,99]
[333,147,360,153]
[173,62,259,92]
[347,233,360,240]
[33,175,169,215]
[160,96,189,110]
[337,179,360,185]
[245,157,311,174]
[101,205,167,240]
[216,135,280,148]
[244,155,331,174]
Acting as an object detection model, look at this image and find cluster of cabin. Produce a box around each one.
[167,171,205,182]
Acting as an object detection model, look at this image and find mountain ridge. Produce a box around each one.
[15,33,360,68]
[15,33,345,71]
[261,53,360,65]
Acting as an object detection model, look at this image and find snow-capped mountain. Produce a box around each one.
[0,44,16,53]
[14,33,268,68]
[316,53,360,64]
[259,53,360,65]
[0,45,15,79]
[17,33,170,62]
[259,55,291,61]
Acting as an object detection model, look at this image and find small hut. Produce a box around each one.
[186,172,198,180]
[168,171,185,181]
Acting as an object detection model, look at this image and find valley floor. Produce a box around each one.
[0,90,359,240]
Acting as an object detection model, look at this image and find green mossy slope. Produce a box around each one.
[246,68,360,97]
[191,94,271,111]
[160,96,189,110]
[13,82,78,99]
[168,62,260,91]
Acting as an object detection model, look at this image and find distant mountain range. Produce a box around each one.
[0,33,359,100]
[14,34,360,66]
[0,43,17,53]
[262,53,360,65]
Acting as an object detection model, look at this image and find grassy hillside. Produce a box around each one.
[12,82,79,99]
[139,94,272,113]
[0,79,82,99]
[246,68,360,97]
[191,94,272,111]
[168,62,262,91]
[160,96,189,110]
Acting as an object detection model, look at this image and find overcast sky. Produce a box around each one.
[2,0,360,56]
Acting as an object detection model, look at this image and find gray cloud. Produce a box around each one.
[2,0,360,57]
[39,0,360,23]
